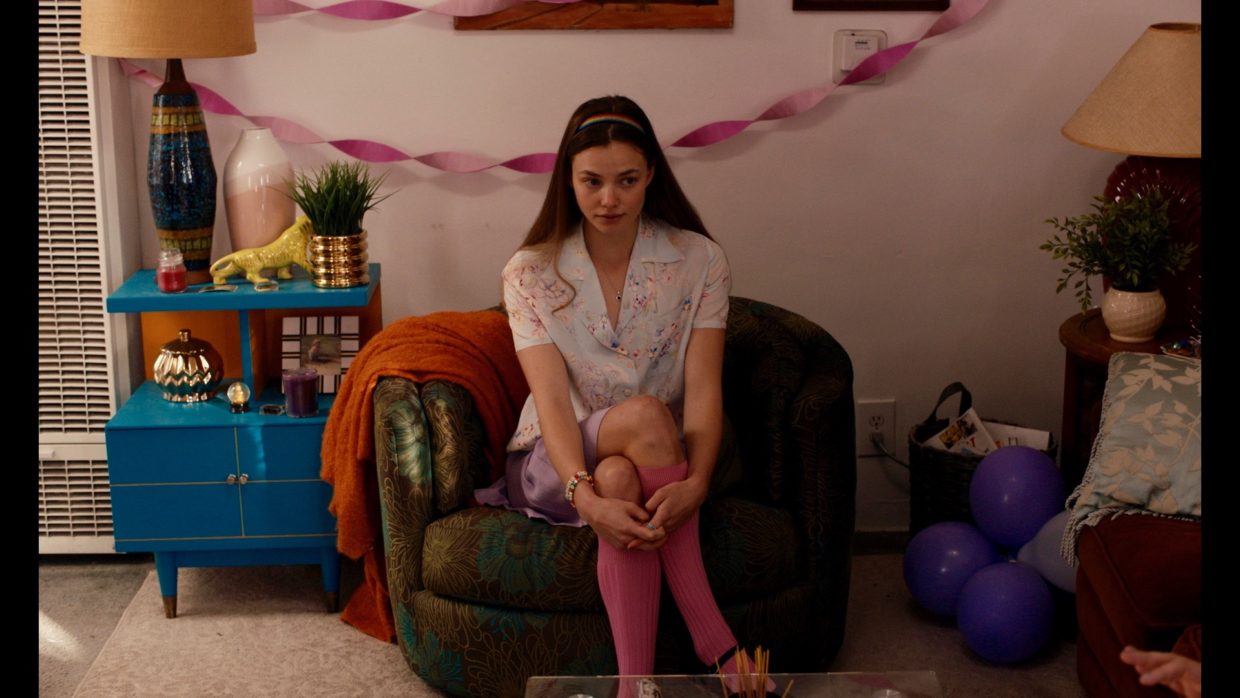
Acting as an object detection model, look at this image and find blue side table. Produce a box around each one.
[105,266,380,617]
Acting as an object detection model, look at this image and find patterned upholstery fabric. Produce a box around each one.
[373,297,856,697]
[1062,351,1202,565]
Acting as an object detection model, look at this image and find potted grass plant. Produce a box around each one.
[1041,190,1195,342]
[288,160,392,288]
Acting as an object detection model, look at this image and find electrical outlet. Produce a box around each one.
[856,399,897,457]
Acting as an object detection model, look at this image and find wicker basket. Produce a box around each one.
[908,383,1057,536]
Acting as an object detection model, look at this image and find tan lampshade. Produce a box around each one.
[1062,22,1200,158]
[79,0,256,59]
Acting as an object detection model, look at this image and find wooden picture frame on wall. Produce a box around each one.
[793,0,948,10]
[455,0,733,30]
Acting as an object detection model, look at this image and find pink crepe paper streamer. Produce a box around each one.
[252,0,580,20]
[120,59,555,173]
[671,0,989,148]
[121,0,989,173]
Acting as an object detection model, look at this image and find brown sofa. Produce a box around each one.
[1075,514,1201,697]
[1067,350,1202,697]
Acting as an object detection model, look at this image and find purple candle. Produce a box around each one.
[282,367,319,418]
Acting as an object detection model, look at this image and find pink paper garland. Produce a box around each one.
[123,0,989,174]
[253,0,580,20]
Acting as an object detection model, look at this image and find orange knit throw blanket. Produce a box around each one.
[320,310,528,642]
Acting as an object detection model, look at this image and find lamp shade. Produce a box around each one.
[1062,22,1200,158]
[79,0,256,59]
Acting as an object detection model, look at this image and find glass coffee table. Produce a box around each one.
[525,671,941,697]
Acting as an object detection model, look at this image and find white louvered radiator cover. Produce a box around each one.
[38,0,118,553]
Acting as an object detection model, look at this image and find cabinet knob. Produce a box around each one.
[226,474,237,485]
[238,473,249,485]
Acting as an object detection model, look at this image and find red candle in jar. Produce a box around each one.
[156,249,188,293]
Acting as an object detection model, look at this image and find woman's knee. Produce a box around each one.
[593,455,640,501]
[613,396,682,460]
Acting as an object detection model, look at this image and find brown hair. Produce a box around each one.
[512,96,711,309]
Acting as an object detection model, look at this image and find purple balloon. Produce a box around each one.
[957,561,1055,663]
[903,522,1001,617]
[969,446,1064,548]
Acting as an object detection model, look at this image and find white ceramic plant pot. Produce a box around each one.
[1101,287,1166,343]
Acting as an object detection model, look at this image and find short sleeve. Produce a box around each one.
[692,240,731,329]
[502,255,555,351]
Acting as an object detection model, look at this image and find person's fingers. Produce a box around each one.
[619,501,652,525]
[1119,646,1163,671]
[646,501,670,530]
[605,534,630,551]
[644,488,669,514]
[626,523,666,548]
[1139,656,1186,686]
[628,535,668,552]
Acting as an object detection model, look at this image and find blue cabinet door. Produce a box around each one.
[110,483,243,540]
[107,427,239,484]
[241,481,336,537]
[235,422,324,482]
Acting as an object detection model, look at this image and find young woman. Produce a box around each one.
[475,95,756,686]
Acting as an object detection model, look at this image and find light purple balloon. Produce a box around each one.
[1017,509,1077,593]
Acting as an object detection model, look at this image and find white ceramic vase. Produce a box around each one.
[1101,287,1166,343]
[223,128,295,252]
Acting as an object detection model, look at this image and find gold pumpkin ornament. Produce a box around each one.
[153,329,224,402]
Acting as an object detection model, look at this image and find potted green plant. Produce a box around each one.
[1041,190,1195,342]
[288,160,392,288]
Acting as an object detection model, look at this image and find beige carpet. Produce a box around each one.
[72,555,1087,697]
[72,565,443,697]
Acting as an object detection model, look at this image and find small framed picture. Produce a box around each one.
[281,315,360,394]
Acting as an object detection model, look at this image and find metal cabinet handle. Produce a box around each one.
[238,473,249,485]
[226,474,237,485]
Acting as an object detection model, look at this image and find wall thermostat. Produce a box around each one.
[834,29,888,85]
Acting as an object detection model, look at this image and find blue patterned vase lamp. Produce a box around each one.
[148,61,219,283]
[79,0,257,285]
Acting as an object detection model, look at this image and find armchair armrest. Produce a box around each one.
[721,298,856,668]
[372,377,436,610]
[373,375,501,608]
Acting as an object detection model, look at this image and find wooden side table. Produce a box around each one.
[1058,309,1190,492]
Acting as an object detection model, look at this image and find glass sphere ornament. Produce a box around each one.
[226,381,251,413]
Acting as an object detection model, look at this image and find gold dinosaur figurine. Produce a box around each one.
[210,215,313,288]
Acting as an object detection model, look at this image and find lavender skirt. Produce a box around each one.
[475,406,613,527]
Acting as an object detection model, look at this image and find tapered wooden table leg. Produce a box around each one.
[324,591,339,613]
[162,595,177,619]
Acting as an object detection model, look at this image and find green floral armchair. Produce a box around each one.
[373,297,856,697]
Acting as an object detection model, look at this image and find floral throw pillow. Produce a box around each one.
[1061,351,1202,564]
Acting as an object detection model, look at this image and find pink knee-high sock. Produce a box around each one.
[597,539,661,678]
[637,462,737,668]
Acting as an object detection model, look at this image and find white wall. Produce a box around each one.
[117,0,1201,531]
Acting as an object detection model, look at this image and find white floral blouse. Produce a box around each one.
[502,216,732,453]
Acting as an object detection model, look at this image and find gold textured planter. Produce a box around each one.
[307,230,370,288]
[153,329,224,402]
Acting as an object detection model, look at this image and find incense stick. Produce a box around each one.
[718,646,784,697]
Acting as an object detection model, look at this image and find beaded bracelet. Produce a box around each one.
[564,470,595,508]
